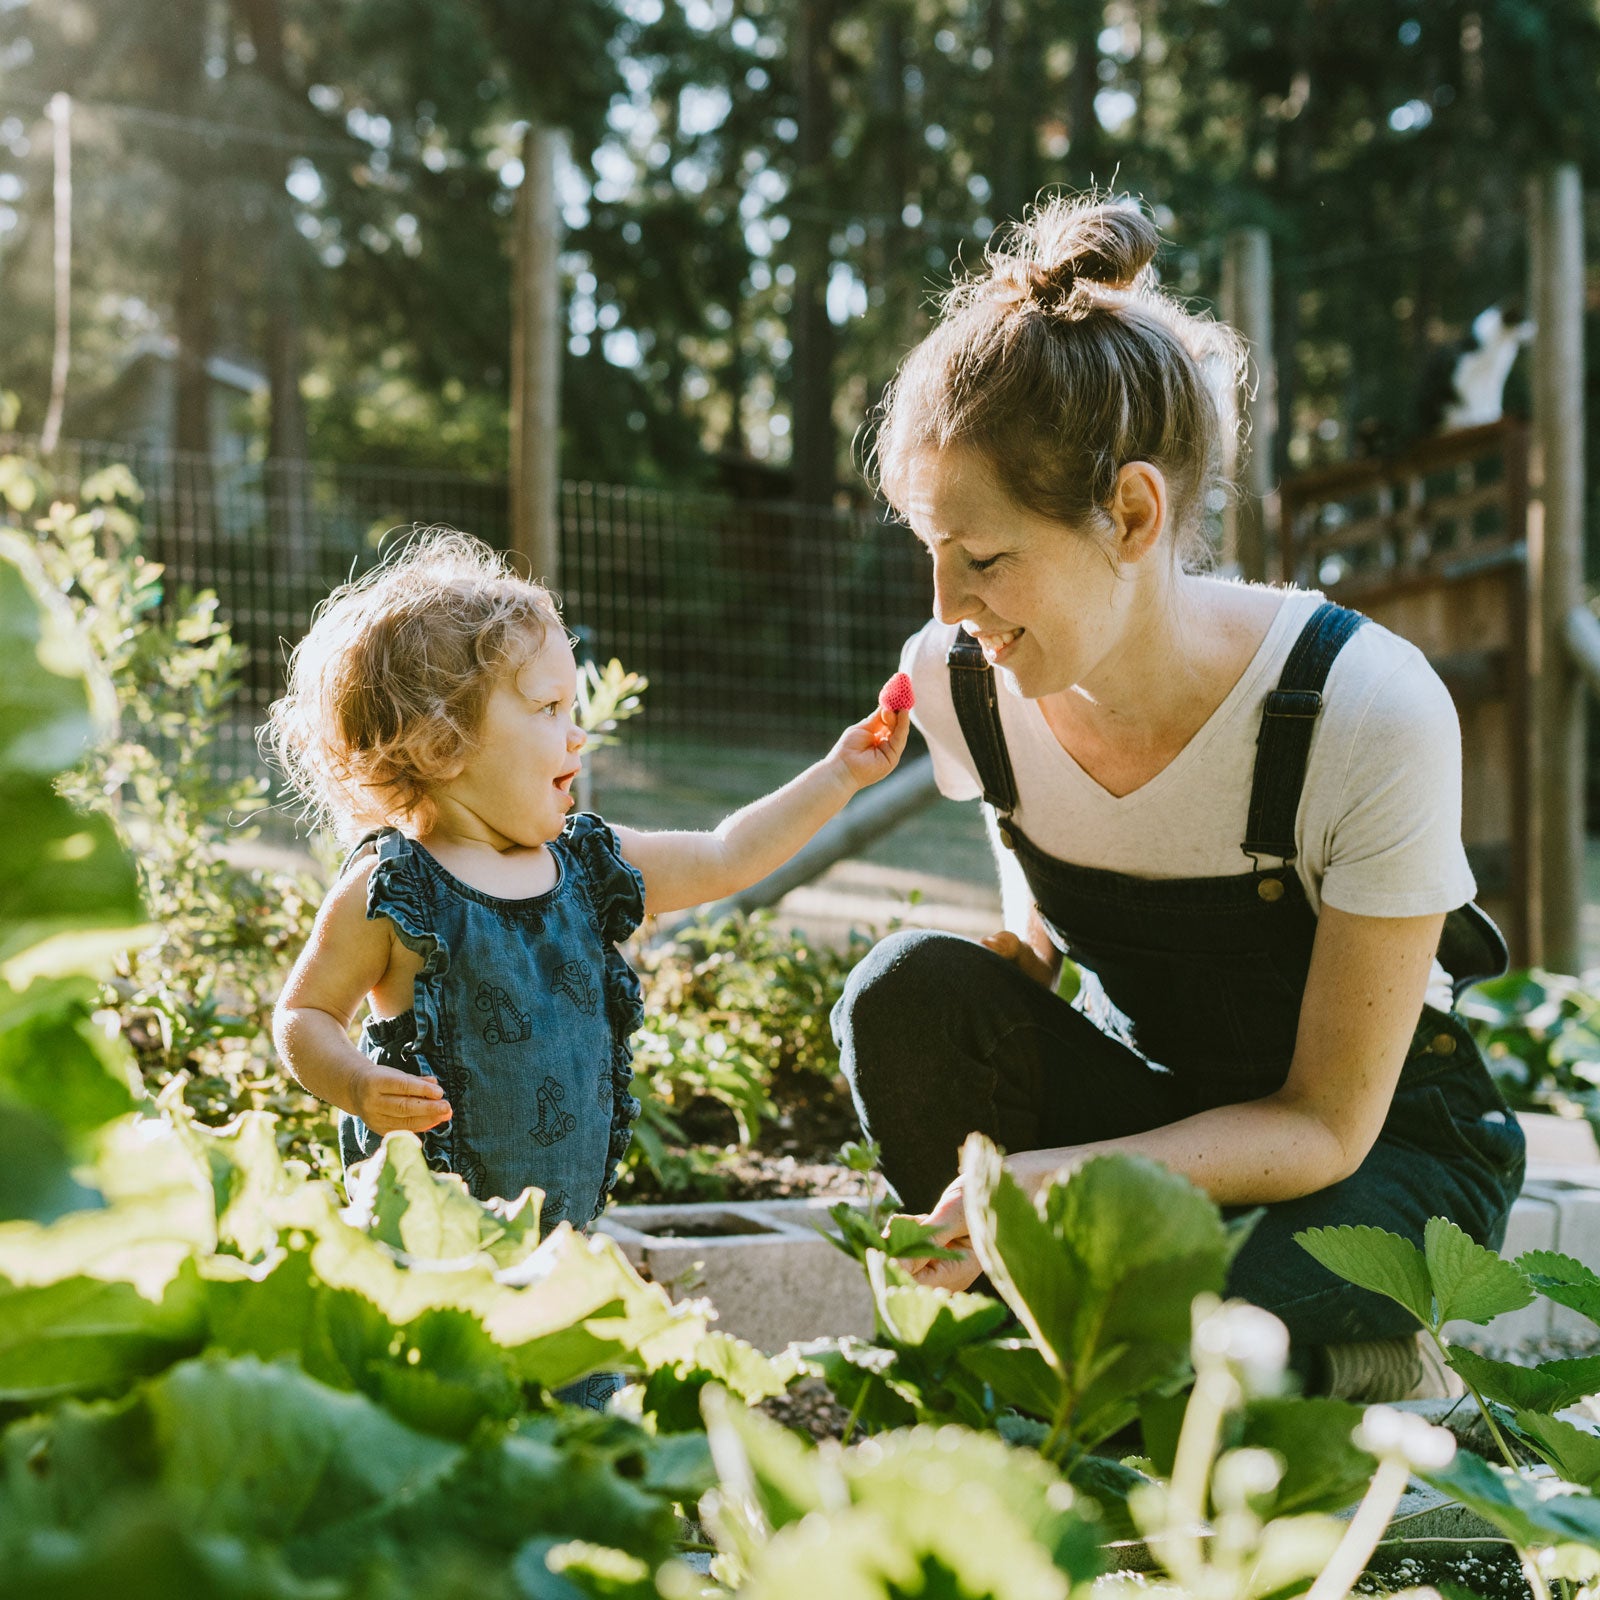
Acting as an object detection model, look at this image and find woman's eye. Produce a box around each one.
[967,552,1005,573]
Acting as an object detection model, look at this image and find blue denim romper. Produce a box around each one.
[338,813,645,1233]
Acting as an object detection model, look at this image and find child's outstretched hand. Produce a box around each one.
[830,673,914,790]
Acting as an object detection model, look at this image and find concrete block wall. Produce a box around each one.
[596,1196,875,1352]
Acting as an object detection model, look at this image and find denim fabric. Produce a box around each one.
[832,602,1525,1348]
[339,814,645,1229]
[832,931,1525,1345]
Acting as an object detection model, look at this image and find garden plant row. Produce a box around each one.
[12,464,1600,1598]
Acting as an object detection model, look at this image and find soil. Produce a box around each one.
[614,1061,872,1207]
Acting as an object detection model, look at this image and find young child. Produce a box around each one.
[267,531,909,1236]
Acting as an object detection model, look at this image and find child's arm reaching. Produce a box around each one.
[612,680,914,918]
[273,857,452,1135]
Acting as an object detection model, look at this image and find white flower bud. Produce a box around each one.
[1192,1300,1290,1394]
[1355,1405,1457,1472]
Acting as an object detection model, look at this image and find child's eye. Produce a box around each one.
[541,701,560,717]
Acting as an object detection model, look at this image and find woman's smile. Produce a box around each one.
[963,621,1025,663]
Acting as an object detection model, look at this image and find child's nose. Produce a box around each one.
[568,721,587,752]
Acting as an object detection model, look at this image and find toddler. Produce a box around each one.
[267,531,908,1236]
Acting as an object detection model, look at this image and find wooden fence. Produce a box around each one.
[1280,420,1534,962]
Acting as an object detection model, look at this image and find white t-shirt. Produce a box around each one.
[901,585,1475,1011]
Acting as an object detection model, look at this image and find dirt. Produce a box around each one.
[615,1062,873,1207]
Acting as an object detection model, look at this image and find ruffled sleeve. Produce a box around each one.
[563,812,646,942]
[561,813,646,1218]
[358,829,457,1171]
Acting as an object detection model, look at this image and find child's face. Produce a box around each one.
[431,629,586,848]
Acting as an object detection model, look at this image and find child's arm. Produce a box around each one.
[273,857,452,1134]
[612,696,912,918]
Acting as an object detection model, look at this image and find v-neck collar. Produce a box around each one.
[1017,588,1318,810]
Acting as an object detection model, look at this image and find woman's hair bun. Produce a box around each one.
[981,195,1159,312]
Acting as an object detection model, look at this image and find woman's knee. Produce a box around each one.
[832,930,986,1083]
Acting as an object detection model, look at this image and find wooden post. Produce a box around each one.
[1530,163,1586,972]
[1221,226,1276,581]
[510,124,564,585]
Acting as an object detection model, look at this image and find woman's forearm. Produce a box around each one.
[1005,1091,1356,1207]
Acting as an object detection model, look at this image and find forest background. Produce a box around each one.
[1,0,1598,512]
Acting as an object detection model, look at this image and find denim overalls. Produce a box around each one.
[339,813,645,1234]
[833,602,1526,1345]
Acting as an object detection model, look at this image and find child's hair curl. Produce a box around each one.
[264,528,563,841]
[871,191,1246,569]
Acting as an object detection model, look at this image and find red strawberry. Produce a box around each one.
[878,672,915,713]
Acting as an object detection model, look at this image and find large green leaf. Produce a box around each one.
[1421,1449,1600,1549]
[1446,1347,1600,1414]
[960,1136,1085,1378]
[958,1339,1063,1421]
[350,1133,542,1268]
[1520,1251,1600,1329]
[1513,1411,1600,1490]
[0,1262,207,1406]
[0,536,141,966]
[1423,1216,1534,1325]
[1238,1397,1375,1517]
[1294,1225,1434,1328]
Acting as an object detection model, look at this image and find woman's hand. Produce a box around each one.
[981,928,1060,988]
[909,1174,984,1293]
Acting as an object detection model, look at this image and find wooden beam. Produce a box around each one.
[1221,226,1275,580]
[1530,163,1587,972]
[510,124,565,585]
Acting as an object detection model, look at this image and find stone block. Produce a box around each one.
[598,1197,874,1352]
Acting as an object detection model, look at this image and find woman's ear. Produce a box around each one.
[1109,462,1168,564]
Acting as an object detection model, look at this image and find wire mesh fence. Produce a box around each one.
[11,437,935,777]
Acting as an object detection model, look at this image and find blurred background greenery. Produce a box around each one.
[1,0,1595,499]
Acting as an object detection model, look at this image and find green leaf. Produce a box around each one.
[958,1340,1062,1422]
[1445,1347,1600,1414]
[960,1135,1086,1378]
[700,1384,836,1575]
[1520,1250,1600,1329]
[0,536,142,967]
[1239,1397,1375,1517]
[1422,1448,1600,1548]
[1294,1225,1434,1328]
[1513,1411,1600,1489]
[879,1213,967,1263]
[0,1263,207,1405]
[1423,1216,1534,1325]
[352,1133,542,1264]
[875,1282,1010,1361]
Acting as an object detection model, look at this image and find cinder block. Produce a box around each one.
[597,1197,874,1352]
[1520,1179,1600,1342]
[1519,1112,1600,1168]
[1444,1193,1557,1346]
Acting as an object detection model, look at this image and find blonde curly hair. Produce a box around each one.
[264,528,563,841]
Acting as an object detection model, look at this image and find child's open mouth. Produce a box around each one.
[553,769,578,805]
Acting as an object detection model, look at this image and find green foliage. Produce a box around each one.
[5,458,337,1177]
[700,1388,1107,1599]
[1295,1217,1535,1334]
[964,1139,1241,1455]
[627,911,868,1193]
[1460,968,1600,1134]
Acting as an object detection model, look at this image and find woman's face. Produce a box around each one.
[901,446,1149,702]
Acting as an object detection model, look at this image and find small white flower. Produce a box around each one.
[1213,1447,1285,1507]
[1355,1405,1456,1472]
[1192,1300,1290,1394]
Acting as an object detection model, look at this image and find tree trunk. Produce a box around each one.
[788,0,838,507]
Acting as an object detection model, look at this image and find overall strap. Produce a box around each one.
[947,628,1020,842]
[339,826,397,877]
[1242,601,1367,864]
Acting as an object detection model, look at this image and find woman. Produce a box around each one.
[832,195,1525,1399]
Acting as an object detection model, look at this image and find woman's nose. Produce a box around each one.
[931,553,974,626]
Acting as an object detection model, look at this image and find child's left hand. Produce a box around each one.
[829,693,913,791]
